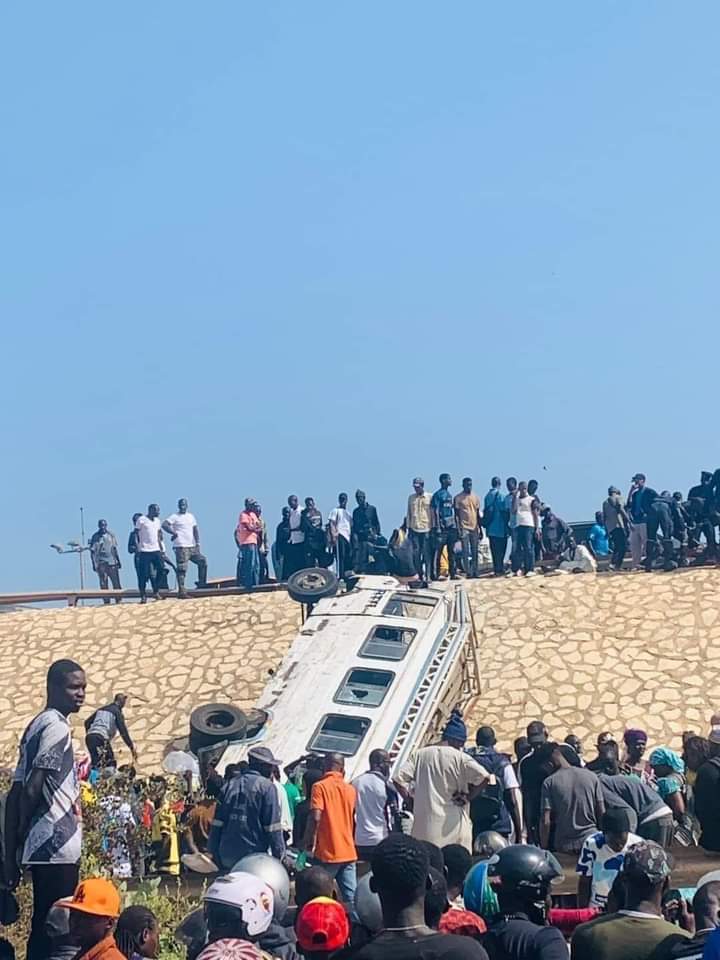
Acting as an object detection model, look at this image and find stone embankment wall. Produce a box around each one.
[0,568,717,770]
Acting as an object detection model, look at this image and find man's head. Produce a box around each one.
[535,742,568,775]
[462,477,472,494]
[506,477,517,493]
[338,493,348,508]
[116,905,160,960]
[442,844,472,899]
[413,478,425,495]
[526,721,548,750]
[518,481,528,495]
[564,733,583,757]
[98,519,108,534]
[439,473,451,490]
[702,471,713,485]
[595,511,604,526]
[60,879,121,952]
[304,497,315,510]
[441,710,467,749]
[295,867,337,910]
[370,835,431,921]
[475,725,496,748]
[113,693,128,709]
[601,808,631,853]
[673,491,683,502]
[281,506,291,521]
[147,504,160,519]
[244,497,256,511]
[204,872,274,943]
[47,659,86,715]
[528,480,538,496]
[608,486,620,498]
[692,881,720,933]
[424,867,448,930]
[624,729,648,763]
[247,746,282,779]
[369,749,390,777]
[683,735,711,772]
[632,473,646,488]
[324,753,345,775]
[620,840,672,911]
[288,495,299,510]
[178,498,188,514]
[514,736,531,762]
[597,731,614,749]
[356,490,366,506]
[491,476,502,489]
[709,727,720,759]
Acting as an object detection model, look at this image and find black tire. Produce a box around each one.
[286,567,339,604]
[189,703,247,753]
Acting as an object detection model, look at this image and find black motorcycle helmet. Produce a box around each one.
[487,844,563,900]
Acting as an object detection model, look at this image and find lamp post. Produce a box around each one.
[50,507,90,589]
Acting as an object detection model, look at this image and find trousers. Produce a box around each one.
[174,546,207,591]
[609,527,627,569]
[237,544,260,588]
[136,551,164,598]
[409,530,432,580]
[96,561,121,603]
[28,863,79,960]
[629,522,647,567]
[460,528,480,577]
[512,526,535,573]
[489,535,508,575]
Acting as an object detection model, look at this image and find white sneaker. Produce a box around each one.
[525,570,537,578]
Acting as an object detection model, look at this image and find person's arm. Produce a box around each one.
[3,782,22,888]
[594,782,605,826]
[665,787,685,820]
[157,527,165,553]
[114,706,137,759]
[161,520,174,537]
[193,524,200,548]
[540,808,552,850]
[304,808,321,854]
[207,793,226,863]
[576,839,595,908]
[577,876,592,909]
[183,814,201,856]
[372,507,381,537]
[502,763,524,842]
[262,783,285,859]
[532,501,541,537]
[17,768,47,846]
[111,536,121,568]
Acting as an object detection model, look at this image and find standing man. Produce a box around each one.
[235,499,262,588]
[89,520,122,603]
[505,477,519,574]
[512,481,540,577]
[134,505,165,604]
[352,749,398,863]
[406,478,433,582]
[431,473,459,581]
[272,506,291,581]
[484,477,509,577]
[328,493,353,578]
[84,693,137,770]
[256,503,269,583]
[467,725,523,843]
[454,477,483,578]
[693,729,720,852]
[4,659,86,960]
[603,486,630,571]
[395,710,490,850]
[301,497,327,567]
[207,745,285,869]
[162,499,207,597]
[304,754,358,913]
[352,490,381,574]
[284,495,307,578]
[539,743,605,854]
[626,473,650,570]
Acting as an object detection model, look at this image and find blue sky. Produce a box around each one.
[3,3,719,592]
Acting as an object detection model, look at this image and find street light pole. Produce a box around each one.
[79,506,86,590]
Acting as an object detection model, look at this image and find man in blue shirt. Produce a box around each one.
[431,473,459,581]
[484,477,509,576]
[208,746,285,869]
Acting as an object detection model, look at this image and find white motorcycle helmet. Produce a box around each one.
[231,853,290,920]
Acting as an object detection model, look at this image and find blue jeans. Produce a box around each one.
[460,528,480,577]
[512,526,535,573]
[237,544,259,588]
[312,860,357,917]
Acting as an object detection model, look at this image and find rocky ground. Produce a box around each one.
[0,567,717,770]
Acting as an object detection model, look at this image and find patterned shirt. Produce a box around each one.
[13,708,81,864]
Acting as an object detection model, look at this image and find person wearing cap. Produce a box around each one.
[570,840,690,960]
[304,754,358,915]
[620,729,655,785]
[692,729,720,853]
[198,870,275,960]
[208,746,285,870]
[516,720,582,845]
[466,725,523,843]
[603,487,630,571]
[394,710,490,850]
[236,499,263,588]
[57,878,124,960]
[406,478,433,582]
[295,897,349,958]
[576,808,641,909]
[626,473,658,571]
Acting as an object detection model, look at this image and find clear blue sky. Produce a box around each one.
[3,3,719,592]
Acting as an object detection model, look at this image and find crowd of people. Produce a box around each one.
[7,659,720,960]
[85,469,720,600]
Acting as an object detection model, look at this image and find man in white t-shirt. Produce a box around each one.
[352,749,397,862]
[162,498,207,596]
[576,808,642,908]
[328,492,353,578]
[134,504,165,603]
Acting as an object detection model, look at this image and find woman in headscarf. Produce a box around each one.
[648,747,693,845]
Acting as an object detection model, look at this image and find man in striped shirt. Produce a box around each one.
[4,659,86,960]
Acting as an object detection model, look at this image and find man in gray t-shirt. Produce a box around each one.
[539,743,605,853]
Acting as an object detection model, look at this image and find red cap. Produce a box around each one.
[438,908,487,937]
[296,898,349,954]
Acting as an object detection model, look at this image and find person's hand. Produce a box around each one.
[451,791,468,807]
[678,899,695,934]
[171,533,178,541]
[4,861,20,892]
[131,748,139,762]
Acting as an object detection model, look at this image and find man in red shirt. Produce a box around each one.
[235,498,263,588]
[304,754,358,916]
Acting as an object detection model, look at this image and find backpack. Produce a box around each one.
[467,748,509,835]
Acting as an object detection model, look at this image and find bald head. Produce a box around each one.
[325,753,345,774]
[693,881,720,932]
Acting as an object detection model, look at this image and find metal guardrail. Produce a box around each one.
[0,582,287,608]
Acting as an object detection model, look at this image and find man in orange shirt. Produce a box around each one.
[304,754,358,916]
[235,498,263,588]
[56,877,125,960]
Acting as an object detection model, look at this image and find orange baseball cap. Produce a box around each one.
[56,878,121,919]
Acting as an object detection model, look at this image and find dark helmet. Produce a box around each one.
[473,830,509,859]
[487,844,563,895]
